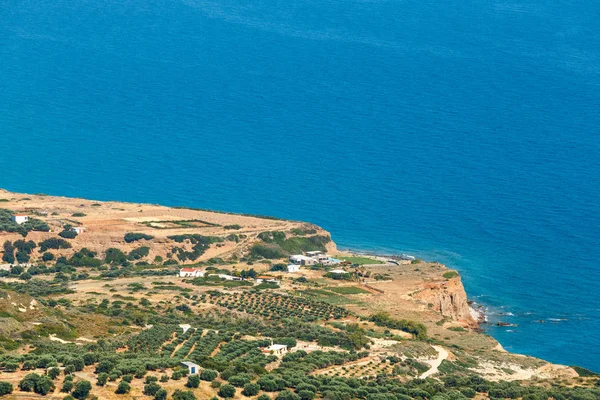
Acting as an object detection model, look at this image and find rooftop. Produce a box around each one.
[181,361,200,367]
[267,344,287,350]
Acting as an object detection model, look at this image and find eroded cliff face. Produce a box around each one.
[414,275,475,324]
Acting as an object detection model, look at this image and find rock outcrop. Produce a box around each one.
[414,275,475,324]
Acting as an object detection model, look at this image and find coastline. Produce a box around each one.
[0,189,596,377]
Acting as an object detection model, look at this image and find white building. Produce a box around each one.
[316,255,341,265]
[179,268,204,278]
[10,214,29,224]
[306,251,323,257]
[287,264,300,273]
[289,255,316,266]
[71,226,86,234]
[211,273,242,281]
[181,361,201,375]
[329,269,347,275]
[261,344,288,356]
[256,276,281,285]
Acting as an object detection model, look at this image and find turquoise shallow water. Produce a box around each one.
[1,0,599,370]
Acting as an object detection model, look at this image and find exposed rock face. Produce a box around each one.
[414,275,474,324]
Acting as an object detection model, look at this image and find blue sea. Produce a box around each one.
[1,0,599,370]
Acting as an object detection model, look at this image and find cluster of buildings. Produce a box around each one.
[178,251,343,285]
[288,251,340,271]
[179,268,281,285]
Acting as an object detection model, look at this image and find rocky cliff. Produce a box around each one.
[414,275,475,324]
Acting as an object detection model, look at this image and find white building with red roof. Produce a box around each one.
[11,214,29,224]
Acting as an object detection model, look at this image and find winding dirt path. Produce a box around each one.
[420,345,449,379]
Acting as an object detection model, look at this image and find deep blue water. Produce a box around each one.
[1,0,599,370]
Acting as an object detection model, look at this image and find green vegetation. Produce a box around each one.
[39,238,72,252]
[67,248,103,267]
[18,373,55,395]
[128,246,150,260]
[72,380,92,399]
[0,381,13,396]
[0,209,49,236]
[250,244,287,259]
[168,234,224,262]
[224,224,242,230]
[105,248,128,265]
[326,286,369,295]
[571,365,599,377]
[71,212,86,217]
[290,226,318,236]
[59,228,78,239]
[203,291,351,323]
[443,271,459,279]
[0,299,596,400]
[0,202,596,400]
[251,231,330,259]
[336,255,381,265]
[124,232,155,243]
[218,383,236,398]
[368,312,428,340]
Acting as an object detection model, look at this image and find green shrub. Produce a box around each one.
[571,366,600,377]
[72,213,86,217]
[200,369,218,381]
[48,367,61,380]
[2,241,14,264]
[242,383,259,396]
[105,248,127,265]
[460,387,477,398]
[124,233,154,243]
[144,382,162,396]
[368,312,427,340]
[96,373,108,386]
[115,381,130,394]
[59,230,78,239]
[173,389,197,400]
[227,374,251,387]
[298,390,315,400]
[19,373,55,396]
[155,388,168,400]
[129,246,150,260]
[218,384,236,398]
[443,271,459,279]
[15,250,30,263]
[72,380,92,399]
[276,390,300,400]
[62,380,74,393]
[250,244,286,259]
[39,238,72,252]
[0,381,13,396]
[186,375,200,388]
[42,252,54,261]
